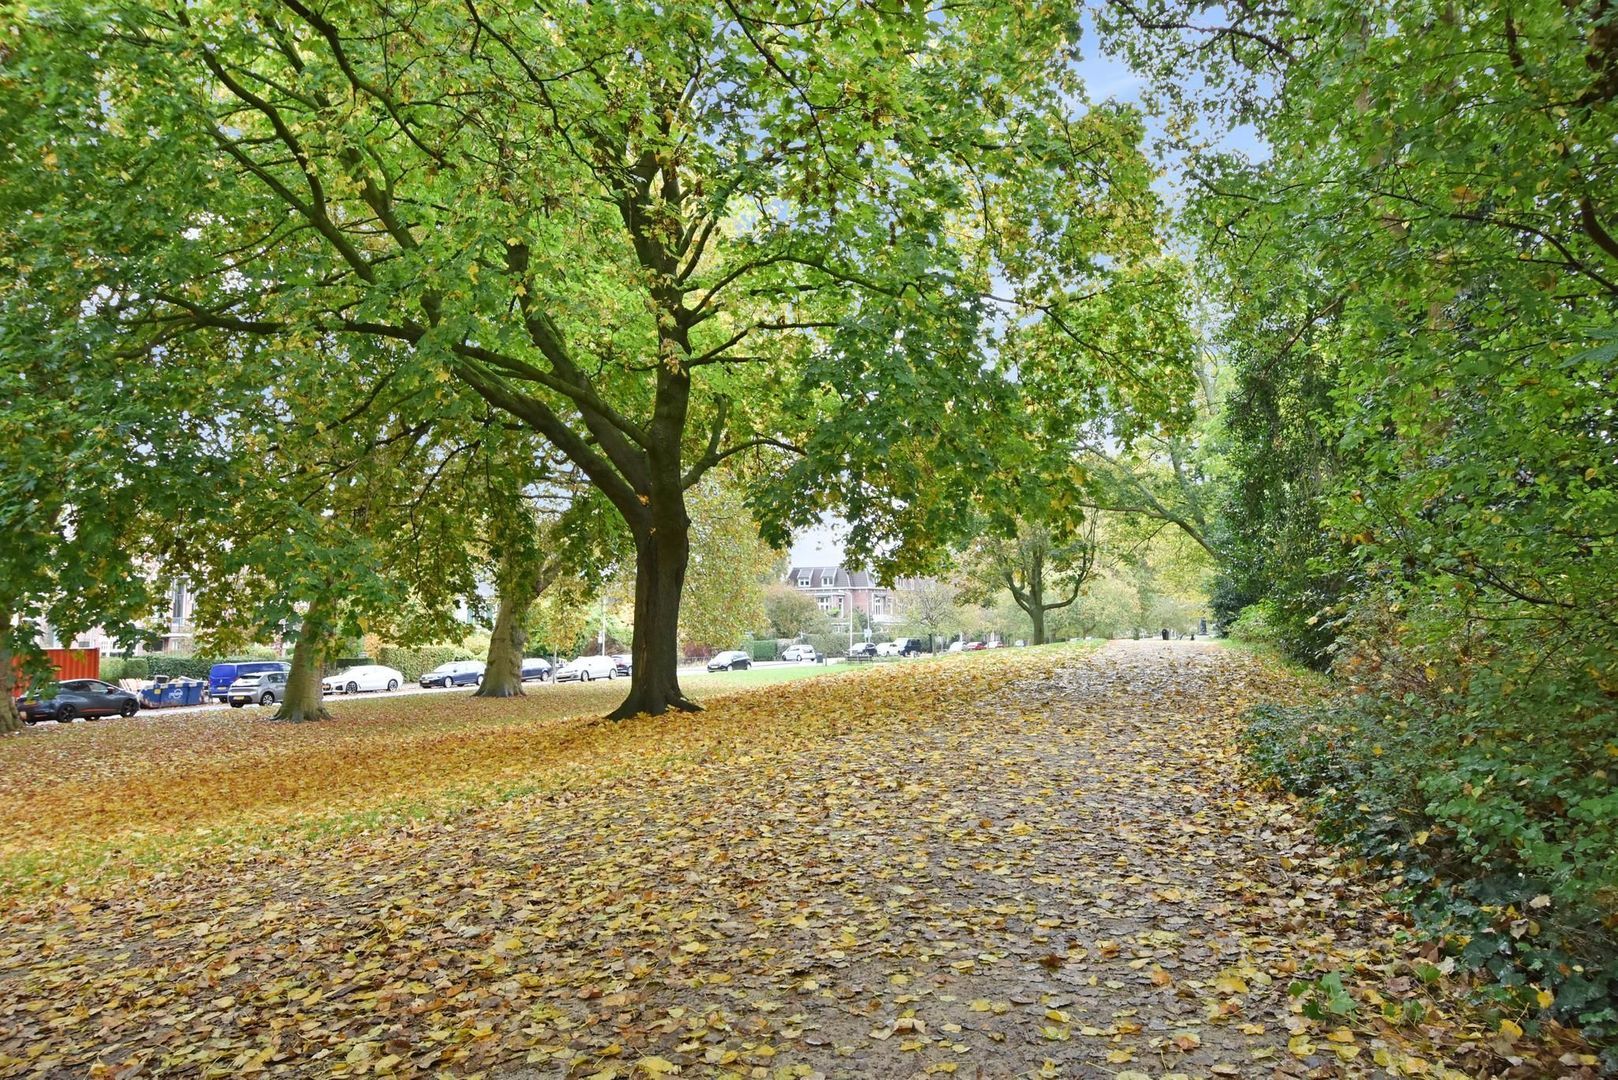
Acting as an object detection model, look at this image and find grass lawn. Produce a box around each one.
[683,658,904,690]
[0,651,990,895]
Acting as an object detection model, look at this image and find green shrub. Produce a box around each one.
[125,653,287,681]
[376,645,477,682]
[743,638,779,662]
[805,632,846,659]
[1242,691,1618,1059]
[1227,600,1282,646]
[100,656,149,681]
[144,654,213,680]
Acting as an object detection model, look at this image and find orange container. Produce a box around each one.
[12,648,101,692]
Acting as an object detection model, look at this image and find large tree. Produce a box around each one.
[763,584,829,640]
[15,0,1190,717]
[896,578,961,652]
[962,516,1100,645]
[1104,0,1618,1035]
[475,483,625,697]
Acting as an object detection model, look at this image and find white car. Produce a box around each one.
[875,641,903,656]
[555,655,619,683]
[322,664,404,695]
[781,643,819,662]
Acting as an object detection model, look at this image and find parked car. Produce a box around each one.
[322,664,404,695]
[610,653,633,676]
[947,640,965,653]
[892,637,928,656]
[781,643,819,662]
[208,660,291,702]
[707,650,752,672]
[848,641,878,659]
[226,669,289,708]
[16,679,141,722]
[555,655,619,683]
[963,641,987,651]
[875,641,903,656]
[419,660,485,688]
[520,657,552,682]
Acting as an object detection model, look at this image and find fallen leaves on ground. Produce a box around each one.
[0,672,836,891]
[0,643,1598,1077]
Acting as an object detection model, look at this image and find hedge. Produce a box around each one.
[376,644,479,682]
[101,645,482,684]
[804,632,847,659]
[102,653,281,681]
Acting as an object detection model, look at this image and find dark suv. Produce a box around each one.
[16,679,141,722]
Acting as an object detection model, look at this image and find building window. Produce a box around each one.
[171,581,188,626]
[797,573,810,587]
[872,593,890,617]
[817,594,842,615]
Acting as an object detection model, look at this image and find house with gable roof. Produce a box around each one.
[785,566,900,630]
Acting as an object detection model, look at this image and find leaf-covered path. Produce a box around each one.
[0,644,1589,1078]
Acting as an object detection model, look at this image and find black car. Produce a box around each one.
[848,641,878,659]
[706,650,752,672]
[418,661,485,688]
[16,679,141,722]
[520,657,552,681]
[610,653,632,676]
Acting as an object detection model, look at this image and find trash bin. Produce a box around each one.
[140,685,165,709]
[161,682,186,707]
[179,679,204,706]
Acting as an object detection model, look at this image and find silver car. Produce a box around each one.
[226,669,289,708]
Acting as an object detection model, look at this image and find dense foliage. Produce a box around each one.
[3,0,1193,717]
[1104,0,1618,1056]
[1244,695,1618,1058]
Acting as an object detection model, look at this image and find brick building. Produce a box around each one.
[786,566,900,631]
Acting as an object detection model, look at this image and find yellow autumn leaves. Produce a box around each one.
[0,642,1595,1078]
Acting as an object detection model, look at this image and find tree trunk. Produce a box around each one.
[0,644,20,736]
[476,539,559,698]
[1029,601,1047,646]
[476,589,528,698]
[273,603,332,723]
[608,523,699,720]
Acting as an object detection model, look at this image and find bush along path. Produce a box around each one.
[0,643,1600,1078]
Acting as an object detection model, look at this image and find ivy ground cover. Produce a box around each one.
[0,644,1598,1077]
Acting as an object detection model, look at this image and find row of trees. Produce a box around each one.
[2,0,1200,726]
[757,507,1212,651]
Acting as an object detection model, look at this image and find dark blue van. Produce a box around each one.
[209,661,291,700]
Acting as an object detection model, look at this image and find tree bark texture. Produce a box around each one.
[0,645,19,735]
[608,520,699,720]
[476,592,529,698]
[273,602,333,723]
[477,539,562,698]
